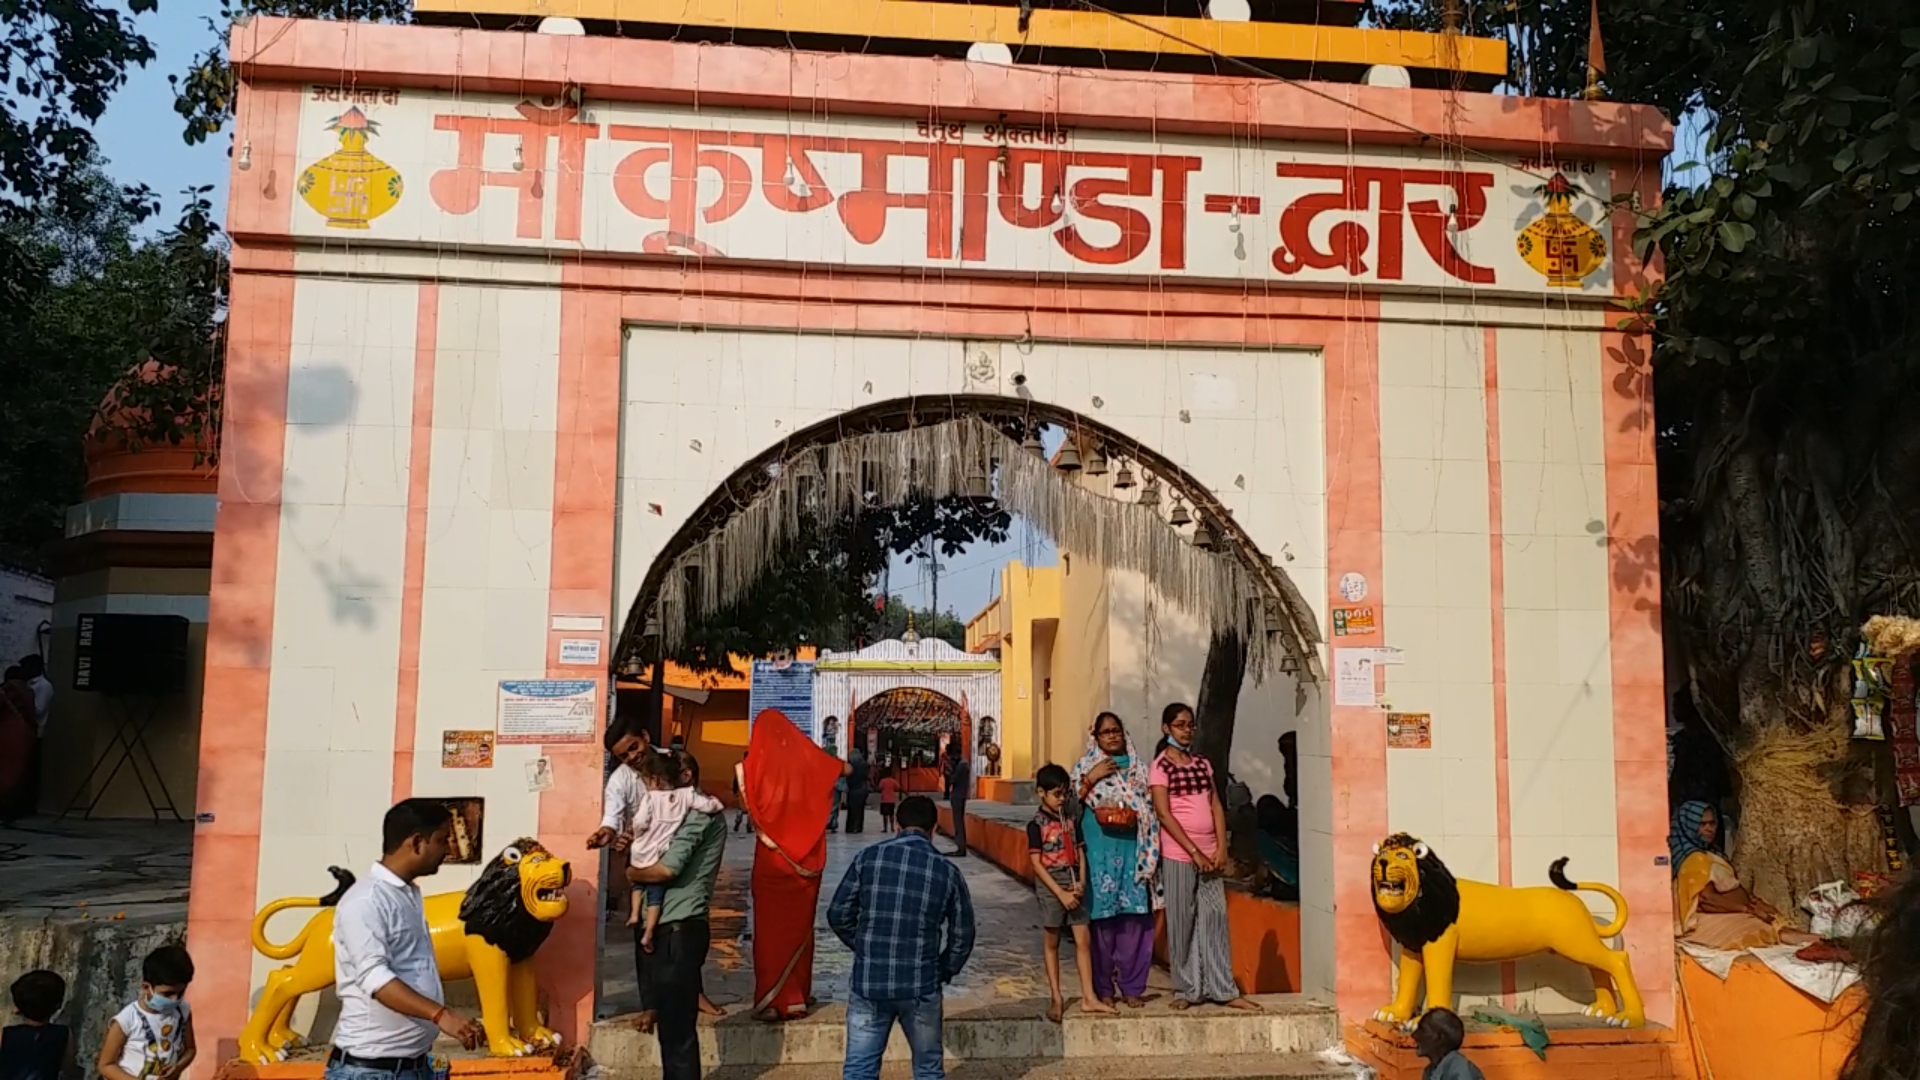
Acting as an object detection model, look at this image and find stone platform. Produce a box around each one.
[1347,1017,1686,1080]
[591,996,1344,1073]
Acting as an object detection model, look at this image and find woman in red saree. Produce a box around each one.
[745,709,850,1020]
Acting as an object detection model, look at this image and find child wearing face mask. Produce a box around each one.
[98,946,195,1080]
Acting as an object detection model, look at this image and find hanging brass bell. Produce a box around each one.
[1169,497,1192,527]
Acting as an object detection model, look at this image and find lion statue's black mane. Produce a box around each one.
[1372,832,1462,952]
[458,838,556,964]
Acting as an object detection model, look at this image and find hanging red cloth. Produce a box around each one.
[745,708,845,1019]
[1890,657,1920,806]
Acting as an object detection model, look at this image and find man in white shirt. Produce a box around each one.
[327,799,483,1080]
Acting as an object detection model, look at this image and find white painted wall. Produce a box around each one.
[409,285,563,888]
[255,277,420,997]
[0,568,53,663]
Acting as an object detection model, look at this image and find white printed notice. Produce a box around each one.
[497,679,599,744]
[1333,648,1379,708]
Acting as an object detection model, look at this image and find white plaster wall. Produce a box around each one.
[1104,568,1299,800]
[0,567,52,675]
[255,278,419,990]
[1377,299,1503,1002]
[410,285,563,894]
[1496,318,1620,1012]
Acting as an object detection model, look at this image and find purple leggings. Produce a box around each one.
[1089,913,1155,1000]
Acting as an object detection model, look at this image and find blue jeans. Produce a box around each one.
[324,1059,432,1080]
[843,991,943,1080]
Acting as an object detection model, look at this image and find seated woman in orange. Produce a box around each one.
[1670,801,1816,950]
[746,709,852,1021]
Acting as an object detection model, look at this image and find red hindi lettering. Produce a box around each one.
[607,127,754,250]
[757,134,837,214]
[1271,164,1494,284]
[837,139,957,259]
[1405,170,1494,285]
[427,103,596,241]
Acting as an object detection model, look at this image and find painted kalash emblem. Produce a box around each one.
[298,107,403,229]
[1515,172,1607,287]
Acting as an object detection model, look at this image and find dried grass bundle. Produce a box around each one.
[1731,722,1885,920]
[1861,615,1920,658]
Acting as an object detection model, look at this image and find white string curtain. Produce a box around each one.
[654,416,1319,680]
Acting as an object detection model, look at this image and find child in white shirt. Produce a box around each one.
[97,946,195,1080]
[625,749,724,948]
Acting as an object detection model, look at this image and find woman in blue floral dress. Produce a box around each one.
[1071,711,1160,1006]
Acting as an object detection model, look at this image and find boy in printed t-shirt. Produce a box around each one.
[1028,765,1115,1023]
[97,946,195,1080]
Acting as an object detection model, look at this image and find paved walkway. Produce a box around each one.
[0,817,193,921]
[596,823,1171,1018]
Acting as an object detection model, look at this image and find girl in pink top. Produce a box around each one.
[1149,702,1254,1011]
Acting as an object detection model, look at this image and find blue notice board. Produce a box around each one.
[748,660,816,740]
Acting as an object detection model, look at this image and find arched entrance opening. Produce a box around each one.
[607,331,1329,1009]
[852,686,963,795]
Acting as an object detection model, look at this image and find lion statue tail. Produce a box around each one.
[250,867,356,960]
[1549,857,1629,938]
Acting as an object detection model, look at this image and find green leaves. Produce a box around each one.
[0,0,154,212]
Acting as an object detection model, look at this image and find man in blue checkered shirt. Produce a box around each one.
[827,794,975,1080]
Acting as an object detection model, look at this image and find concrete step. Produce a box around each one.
[601,1052,1365,1080]
[589,996,1340,1070]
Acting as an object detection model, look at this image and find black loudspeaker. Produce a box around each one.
[72,614,190,695]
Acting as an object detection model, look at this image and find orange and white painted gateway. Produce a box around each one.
[192,0,1673,1062]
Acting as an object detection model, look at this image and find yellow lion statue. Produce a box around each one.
[237,839,572,1063]
[1370,833,1644,1029]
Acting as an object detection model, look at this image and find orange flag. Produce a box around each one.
[1587,0,1607,89]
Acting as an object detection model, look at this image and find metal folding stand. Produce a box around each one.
[61,692,184,821]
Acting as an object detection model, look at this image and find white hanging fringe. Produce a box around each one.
[652,417,1321,681]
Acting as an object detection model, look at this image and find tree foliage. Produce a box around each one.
[0,0,154,213]
[0,166,226,570]
[870,595,969,651]
[172,0,411,145]
[666,495,1009,673]
[1505,0,1920,898]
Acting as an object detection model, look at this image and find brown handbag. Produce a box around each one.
[1094,805,1138,831]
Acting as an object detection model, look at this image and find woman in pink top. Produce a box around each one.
[1149,702,1255,1011]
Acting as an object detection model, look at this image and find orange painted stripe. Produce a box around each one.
[535,289,624,1047]
[1603,161,1676,1028]
[1322,301,1390,1023]
[391,284,440,801]
[1482,325,1518,1003]
[185,271,295,1070]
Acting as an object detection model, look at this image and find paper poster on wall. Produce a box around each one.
[1334,648,1378,707]
[1332,606,1376,636]
[497,679,599,744]
[525,757,556,792]
[1338,572,1369,602]
[558,638,602,666]
[1386,712,1432,750]
[441,730,495,768]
